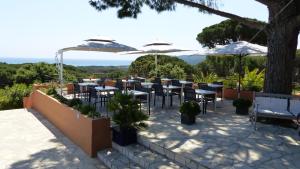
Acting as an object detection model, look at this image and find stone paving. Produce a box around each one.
[138,100,300,169]
[0,109,107,169]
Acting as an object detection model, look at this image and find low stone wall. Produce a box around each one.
[29,90,111,157]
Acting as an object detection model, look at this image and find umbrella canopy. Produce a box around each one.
[58,37,137,53]
[56,36,137,93]
[202,41,268,98]
[204,41,267,56]
[128,40,192,76]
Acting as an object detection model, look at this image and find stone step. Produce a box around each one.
[113,142,185,169]
[97,148,142,169]
[137,135,208,169]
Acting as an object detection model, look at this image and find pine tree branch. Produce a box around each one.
[172,0,266,30]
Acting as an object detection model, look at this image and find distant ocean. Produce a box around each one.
[0,57,132,66]
[0,55,206,66]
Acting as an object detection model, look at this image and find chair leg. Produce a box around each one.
[170,96,173,107]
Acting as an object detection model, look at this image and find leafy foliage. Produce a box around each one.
[0,84,32,110]
[195,55,266,77]
[197,19,267,48]
[108,92,148,129]
[242,67,264,92]
[180,101,201,117]
[223,73,238,89]
[129,55,193,78]
[193,72,218,83]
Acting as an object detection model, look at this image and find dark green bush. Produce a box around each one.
[108,92,149,129]
[179,101,201,117]
[0,84,32,110]
[233,98,252,108]
[68,98,82,107]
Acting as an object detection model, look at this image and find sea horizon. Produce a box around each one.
[0,57,132,66]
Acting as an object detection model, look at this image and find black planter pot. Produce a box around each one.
[181,114,195,125]
[235,107,249,115]
[112,127,137,146]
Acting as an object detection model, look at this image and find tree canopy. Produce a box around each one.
[90,0,300,94]
[197,19,267,48]
[129,55,193,78]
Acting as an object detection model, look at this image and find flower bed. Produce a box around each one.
[28,90,111,157]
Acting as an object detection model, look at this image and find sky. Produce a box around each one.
[0,0,298,61]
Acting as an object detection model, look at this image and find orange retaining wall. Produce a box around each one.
[30,90,111,157]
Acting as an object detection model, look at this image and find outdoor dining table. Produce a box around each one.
[208,83,224,100]
[83,79,100,83]
[163,85,181,108]
[124,90,150,115]
[195,89,217,111]
[95,86,118,92]
[141,82,155,89]
[161,78,172,84]
[122,79,138,90]
[78,82,97,91]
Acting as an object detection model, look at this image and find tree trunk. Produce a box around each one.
[264,24,299,94]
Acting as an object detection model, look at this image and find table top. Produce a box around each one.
[78,83,97,86]
[208,83,224,88]
[124,90,148,96]
[95,86,118,91]
[163,85,181,90]
[195,89,216,95]
[141,82,154,86]
[83,79,100,82]
[161,78,172,81]
[122,79,137,83]
[179,80,193,84]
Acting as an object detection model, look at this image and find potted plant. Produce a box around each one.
[179,101,201,125]
[108,92,148,146]
[233,98,252,115]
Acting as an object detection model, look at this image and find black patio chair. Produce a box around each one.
[153,84,173,108]
[73,83,81,99]
[171,79,182,104]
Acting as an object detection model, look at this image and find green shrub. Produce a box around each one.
[0,84,32,110]
[108,92,148,129]
[193,72,219,83]
[223,73,238,89]
[179,101,201,117]
[68,98,82,107]
[242,67,264,92]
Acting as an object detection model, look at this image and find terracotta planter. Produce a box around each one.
[30,90,111,157]
[240,91,254,101]
[23,97,32,109]
[66,83,74,94]
[224,88,238,100]
[224,88,254,100]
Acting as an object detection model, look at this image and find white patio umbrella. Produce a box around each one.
[128,40,192,76]
[202,41,267,98]
[55,36,137,94]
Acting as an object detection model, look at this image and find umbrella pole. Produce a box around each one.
[155,54,158,77]
[238,54,242,99]
[60,52,64,96]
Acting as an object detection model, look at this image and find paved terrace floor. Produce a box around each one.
[0,109,106,169]
[139,100,300,169]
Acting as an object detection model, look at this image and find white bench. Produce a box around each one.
[250,92,300,134]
